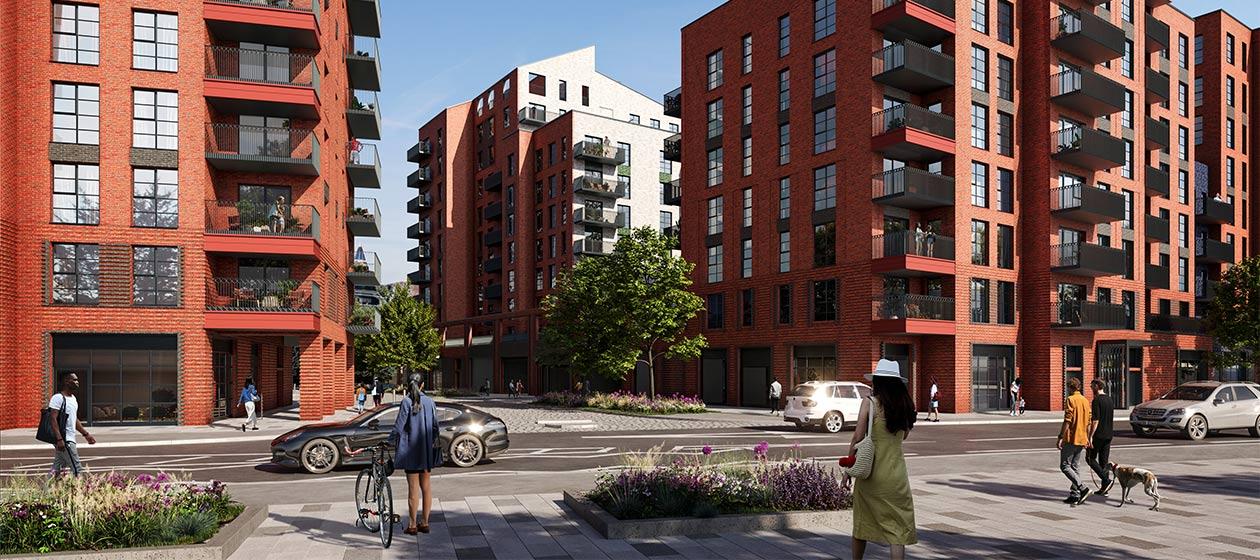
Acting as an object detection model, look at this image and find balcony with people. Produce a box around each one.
[203,197,321,258]
[871,228,956,277]
[347,141,381,188]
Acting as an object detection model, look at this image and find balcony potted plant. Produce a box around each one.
[351,260,370,273]
[266,279,300,309]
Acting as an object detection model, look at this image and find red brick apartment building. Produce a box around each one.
[667,0,1255,412]
[0,0,385,428]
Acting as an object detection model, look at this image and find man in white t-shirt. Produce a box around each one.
[47,373,96,477]
[928,378,941,423]
[768,378,783,415]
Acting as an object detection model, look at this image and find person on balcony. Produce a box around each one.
[269,196,287,233]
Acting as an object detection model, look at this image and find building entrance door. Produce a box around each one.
[701,349,727,405]
[972,345,1014,412]
[212,340,234,419]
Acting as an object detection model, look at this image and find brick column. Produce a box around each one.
[297,335,322,421]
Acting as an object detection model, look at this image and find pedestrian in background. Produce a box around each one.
[391,374,441,535]
[1086,379,1116,496]
[768,377,782,415]
[46,373,96,477]
[849,359,917,560]
[239,379,260,432]
[1057,378,1092,505]
[515,379,525,398]
[371,378,382,407]
[927,378,940,423]
[355,384,367,412]
[1009,377,1022,416]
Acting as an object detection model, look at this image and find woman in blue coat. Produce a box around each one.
[390,374,441,534]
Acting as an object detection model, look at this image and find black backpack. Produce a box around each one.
[36,395,69,445]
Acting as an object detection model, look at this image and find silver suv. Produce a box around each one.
[1130,381,1260,441]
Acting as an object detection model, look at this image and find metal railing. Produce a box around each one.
[871,167,954,200]
[872,294,955,321]
[872,230,955,260]
[207,0,314,12]
[519,106,558,126]
[347,305,381,334]
[872,40,954,82]
[350,36,380,63]
[350,250,380,277]
[1052,242,1089,267]
[579,237,616,255]
[873,103,954,138]
[348,142,378,167]
[1050,184,1087,211]
[349,90,379,114]
[206,123,317,159]
[1053,125,1085,153]
[206,278,316,311]
[1051,11,1083,41]
[205,46,315,86]
[664,133,682,161]
[663,87,682,117]
[574,140,627,163]
[1054,298,1127,328]
[873,0,955,18]
[205,199,319,237]
[574,176,629,198]
[348,197,381,229]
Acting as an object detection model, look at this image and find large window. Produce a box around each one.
[706,99,723,138]
[132,246,179,306]
[742,136,752,176]
[52,335,178,423]
[52,243,100,304]
[813,107,835,153]
[706,293,724,329]
[706,49,723,90]
[741,239,753,278]
[971,45,988,91]
[1178,82,1188,117]
[1121,40,1133,78]
[813,164,836,210]
[779,177,791,219]
[133,89,178,150]
[996,1,1013,44]
[132,10,178,72]
[970,279,990,323]
[742,188,753,227]
[741,86,753,125]
[707,147,723,186]
[778,15,791,57]
[53,3,99,65]
[972,220,989,265]
[971,162,988,208]
[997,56,1014,101]
[997,281,1015,324]
[707,245,723,283]
[1121,90,1134,129]
[53,83,99,144]
[812,279,837,321]
[814,0,835,40]
[814,50,836,97]
[741,34,752,74]
[997,224,1014,269]
[779,232,790,272]
[707,196,724,235]
[971,0,988,33]
[971,103,988,149]
[52,163,100,225]
[1178,126,1188,161]
[997,111,1013,156]
[997,168,1014,212]
[132,168,178,228]
[1227,76,1235,107]
[779,123,791,165]
[1178,34,1189,69]
[778,69,791,111]
[741,289,754,326]
[814,222,835,267]
[778,284,792,324]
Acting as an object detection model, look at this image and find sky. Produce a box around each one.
[364,0,1259,285]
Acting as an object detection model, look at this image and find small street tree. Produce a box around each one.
[357,283,441,386]
[539,227,706,396]
[1205,256,1260,369]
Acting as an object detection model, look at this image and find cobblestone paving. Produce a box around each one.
[441,398,780,433]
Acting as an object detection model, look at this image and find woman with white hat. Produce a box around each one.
[848,359,917,559]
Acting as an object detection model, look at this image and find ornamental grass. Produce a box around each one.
[536,390,706,414]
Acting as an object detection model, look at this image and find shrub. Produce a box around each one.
[536,390,706,414]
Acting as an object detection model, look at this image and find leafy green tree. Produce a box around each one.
[540,227,706,396]
[357,283,441,385]
[1205,256,1259,369]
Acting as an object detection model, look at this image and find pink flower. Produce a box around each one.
[702,445,713,456]
[753,441,770,459]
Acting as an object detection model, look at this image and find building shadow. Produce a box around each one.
[909,528,1163,559]
[1153,472,1260,500]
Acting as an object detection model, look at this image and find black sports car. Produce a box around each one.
[270,402,510,474]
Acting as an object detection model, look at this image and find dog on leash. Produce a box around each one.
[1106,462,1161,511]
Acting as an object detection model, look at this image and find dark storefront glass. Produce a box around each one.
[53,334,178,424]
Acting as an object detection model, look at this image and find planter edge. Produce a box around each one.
[562,490,851,540]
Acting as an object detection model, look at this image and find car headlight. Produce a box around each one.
[1168,408,1184,416]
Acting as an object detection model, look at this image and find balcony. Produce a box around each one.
[347,0,381,38]
[871,230,955,277]
[1052,242,1126,277]
[406,244,431,262]
[203,199,321,258]
[203,46,318,119]
[872,41,955,94]
[406,192,432,214]
[1050,184,1125,224]
[205,278,320,332]
[1147,313,1203,334]
[1196,279,1217,301]
[1146,166,1169,198]
[1051,10,1125,65]
[484,201,503,221]
[1146,13,1169,53]
[574,176,629,199]
[347,91,381,140]
[408,267,432,284]
[1052,125,1125,171]
[519,106,556,127]
[1196,196,1234,225]
[871,294,955,335]
[407,219,430,239]
[576,237,615,255]
[484,171,503,192]
[871,0,956,47]
[574,140,627,165]
[407,139,431,163]
[663,133,682,162]
[663,179,681,206]
[205,123,319,175]
[577,206,627,228]
[204,0,319,50]
[1146,68,1170,104]
[1196,237,1234,264]
[485,283,503,300]
[347,142,381,188]
[1146,118,1170,150]
[663,225,680,239]
[1146,263,1169,290]
[483,229,502,246]
[484,256,502,273]
[407,167,431,188]
[872,103,955,163]
[1146,214,1170,243]
[346,197,381,237]
[872,168,954,210]
[349,250,381,286]
[1052,299,1128,330]
[1051,68,1125,117]
[663,87,681,118]
[347,305,382,335]
[346,37,381,91]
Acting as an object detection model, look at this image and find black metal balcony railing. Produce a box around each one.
[1147,313,1203,334]
[406,193,431,214]
[663,179,681,206]
[1196,195,1234,225]
[207,0,315,12]
[1051,68,1125,117]
[407,220,431,239]
[1196,237,1235,264]
[1146,263,1170,290]
[205,46,315,86]
[1051,9,1125,64]
[663,87,681,118]
[1146,117,1170,150]
[484,201,503,221]
[484,229,503,246]
[347,142,380,188]
[206,123,317,160]
[1051,242,1126,276]
[408,268,432,284]
[577,237,616,255]
[663,133,682,162]
[662,225,680,239]
[407,167,432,188]
[1145,166,1170,198]
[346,36,381,91]
[873,103,955,138]
[1145,214,1170,243]
[1050,183,1126,224]
[1146,68,1170,103]
[1053,299,1128,329]
[872,168,954,209]
[574,140,627,164]
[349,251,381,286]
[346,305,382,335]
[407,139,432,163]
[873,0,955,18]
[1052,125,1126,170]
[206,278,315,312]
[483,256,502,273]
[1146,12,1169,53]
[406,244,431,262]
[872,40,955,93]
[872,294,955,321]
[578,207,629,228]
[871,0,955,47]
[1196,279,1217,301]
[205,199,319,237]
[872,230,956,261]
[574,176,629,198]
[347,197,381,236]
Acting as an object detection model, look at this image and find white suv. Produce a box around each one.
[784,381,872,433]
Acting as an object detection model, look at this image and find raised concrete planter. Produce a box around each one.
[536,419,599,429]
[563,490,851,539]
[0,504,267,560]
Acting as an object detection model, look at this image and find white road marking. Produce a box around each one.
[146,455,211,466]
[966,436,1057,442]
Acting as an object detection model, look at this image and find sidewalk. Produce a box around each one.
[227,457,1259,560]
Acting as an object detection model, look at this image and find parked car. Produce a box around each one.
[1129,381,1260,441]
[783,381,872,433]
[271,402,510,473]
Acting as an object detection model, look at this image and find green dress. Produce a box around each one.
[852,401,917,546]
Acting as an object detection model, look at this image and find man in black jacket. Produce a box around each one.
[1086,379,1116,496]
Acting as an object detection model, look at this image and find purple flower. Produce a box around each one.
[701,445,713,456]
[753,441,770,459]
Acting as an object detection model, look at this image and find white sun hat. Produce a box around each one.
[865,359,908,383]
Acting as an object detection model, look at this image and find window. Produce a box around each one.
[558,80,567,101]
[52,243,99,304]
[997,281,1015,324]
[628,114,640,125]
[1227,76,1235,107]
[132,89,178,150]
[1194,77,1203,107]
[132,168,177,228]
[707,245,724,283]
[997,56,1014,101]
[1121,40,1133,78]
[971,103,988,150]
[971,162,989,207]
[1178,257,1188,291]
[742,34,753,74]
[650,118,660,129]
[779,232,790,272]
[971,46,988,91]
[1177,213,1188,247]
[1177,170,1188,204]
[1122,189,1134,229]
[997,1,1013,44]
[813,107,835,153]
[970,279,990,323]
[741,188,753,228]
[814,50,836,98]
[1120,0,1133,22]
[1122,139,1133,178]
[1195,116,1203,145]
[535,269,543,290]
[812,279,837,321]
[1226,33,1235,65]
[132,11,177,71]
[1178,127,1188,161]
[779,123,791,165]
[52,83,99,144]
[659,211,674,234]
[581,85,589,106]
[1174,33,1188,69]
[1122,291,1135,329]
[972,0,988,33]
[1178,82,1188,117]
[741,86,753,125]
[1194,35,1203,65]
[741,239,753,278]
[778,285,792,324]
[779,177,791,219]
[814,222,835,267]
[997,168,1014,212]
[778,69,790,110]
[742,136,752,176]
[814,0,835,40]
[997,111,1013,156]
[1122,239,1134,279]
[972,220,989,265]
[1227,119,1235,149]
[741,288,754,326]
[707,50,723,90]
[707,196,724,235]
[1121,90,1133,129]
[53,3,99,65]
[51,163,99,225]
[707,99,724,138]
[528,72,546,95]
[997,224,1014,269]
[706,293,724,329]
[813,164,836,210]
[779,15,791,57]
[707,148,724,186]
[1226,157,1235,189]
[132,246,179,306]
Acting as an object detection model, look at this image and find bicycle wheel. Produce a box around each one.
[377,475,394,548]
[355,468,381,533]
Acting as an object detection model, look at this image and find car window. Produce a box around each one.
[833,386,858,399]
[436,407,461,422]
[856,386,872,399]
[1160,385,1214,401]
[791,385,816,397]
[371,408,399,428]
[1233,386,1259,401]
[1215,388,1235,403]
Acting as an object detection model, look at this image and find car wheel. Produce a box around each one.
[823,411,844,434]
[448,434,484,468]
[1249,416,1260,438]
[300,438,340,474]
[1182,414,1208,441]
[1132,425,1157,437]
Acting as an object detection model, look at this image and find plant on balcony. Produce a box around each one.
[351,261,371,273]
[1205,256,1259,369]
[582,141,609,158]
[350,207,373,220]
[350,97,367,111]
[234,200,268,231]
[349,304,377,326]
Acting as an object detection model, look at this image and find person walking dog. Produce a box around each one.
[390,374,442,535]
[1057,378,1093,505]
[1086,379,1116,496]
[45,373,96,477]
[848,359,917,560]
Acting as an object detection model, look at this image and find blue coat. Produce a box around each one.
[389,394,441,472]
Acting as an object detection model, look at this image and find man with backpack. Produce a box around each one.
[45,373,96,477]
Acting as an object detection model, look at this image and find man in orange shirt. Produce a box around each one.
[1057,377,1093,505]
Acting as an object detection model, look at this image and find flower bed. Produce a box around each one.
[536,391,706,414]
[0,472,243,555]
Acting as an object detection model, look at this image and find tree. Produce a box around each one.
[1205,256,1260,369]
[539,227,706,396]
[357,283,441,386]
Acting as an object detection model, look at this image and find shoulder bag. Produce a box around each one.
[36,395,68,445]
[845,397,878,480]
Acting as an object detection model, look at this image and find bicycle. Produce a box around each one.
[346,441,399,548]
